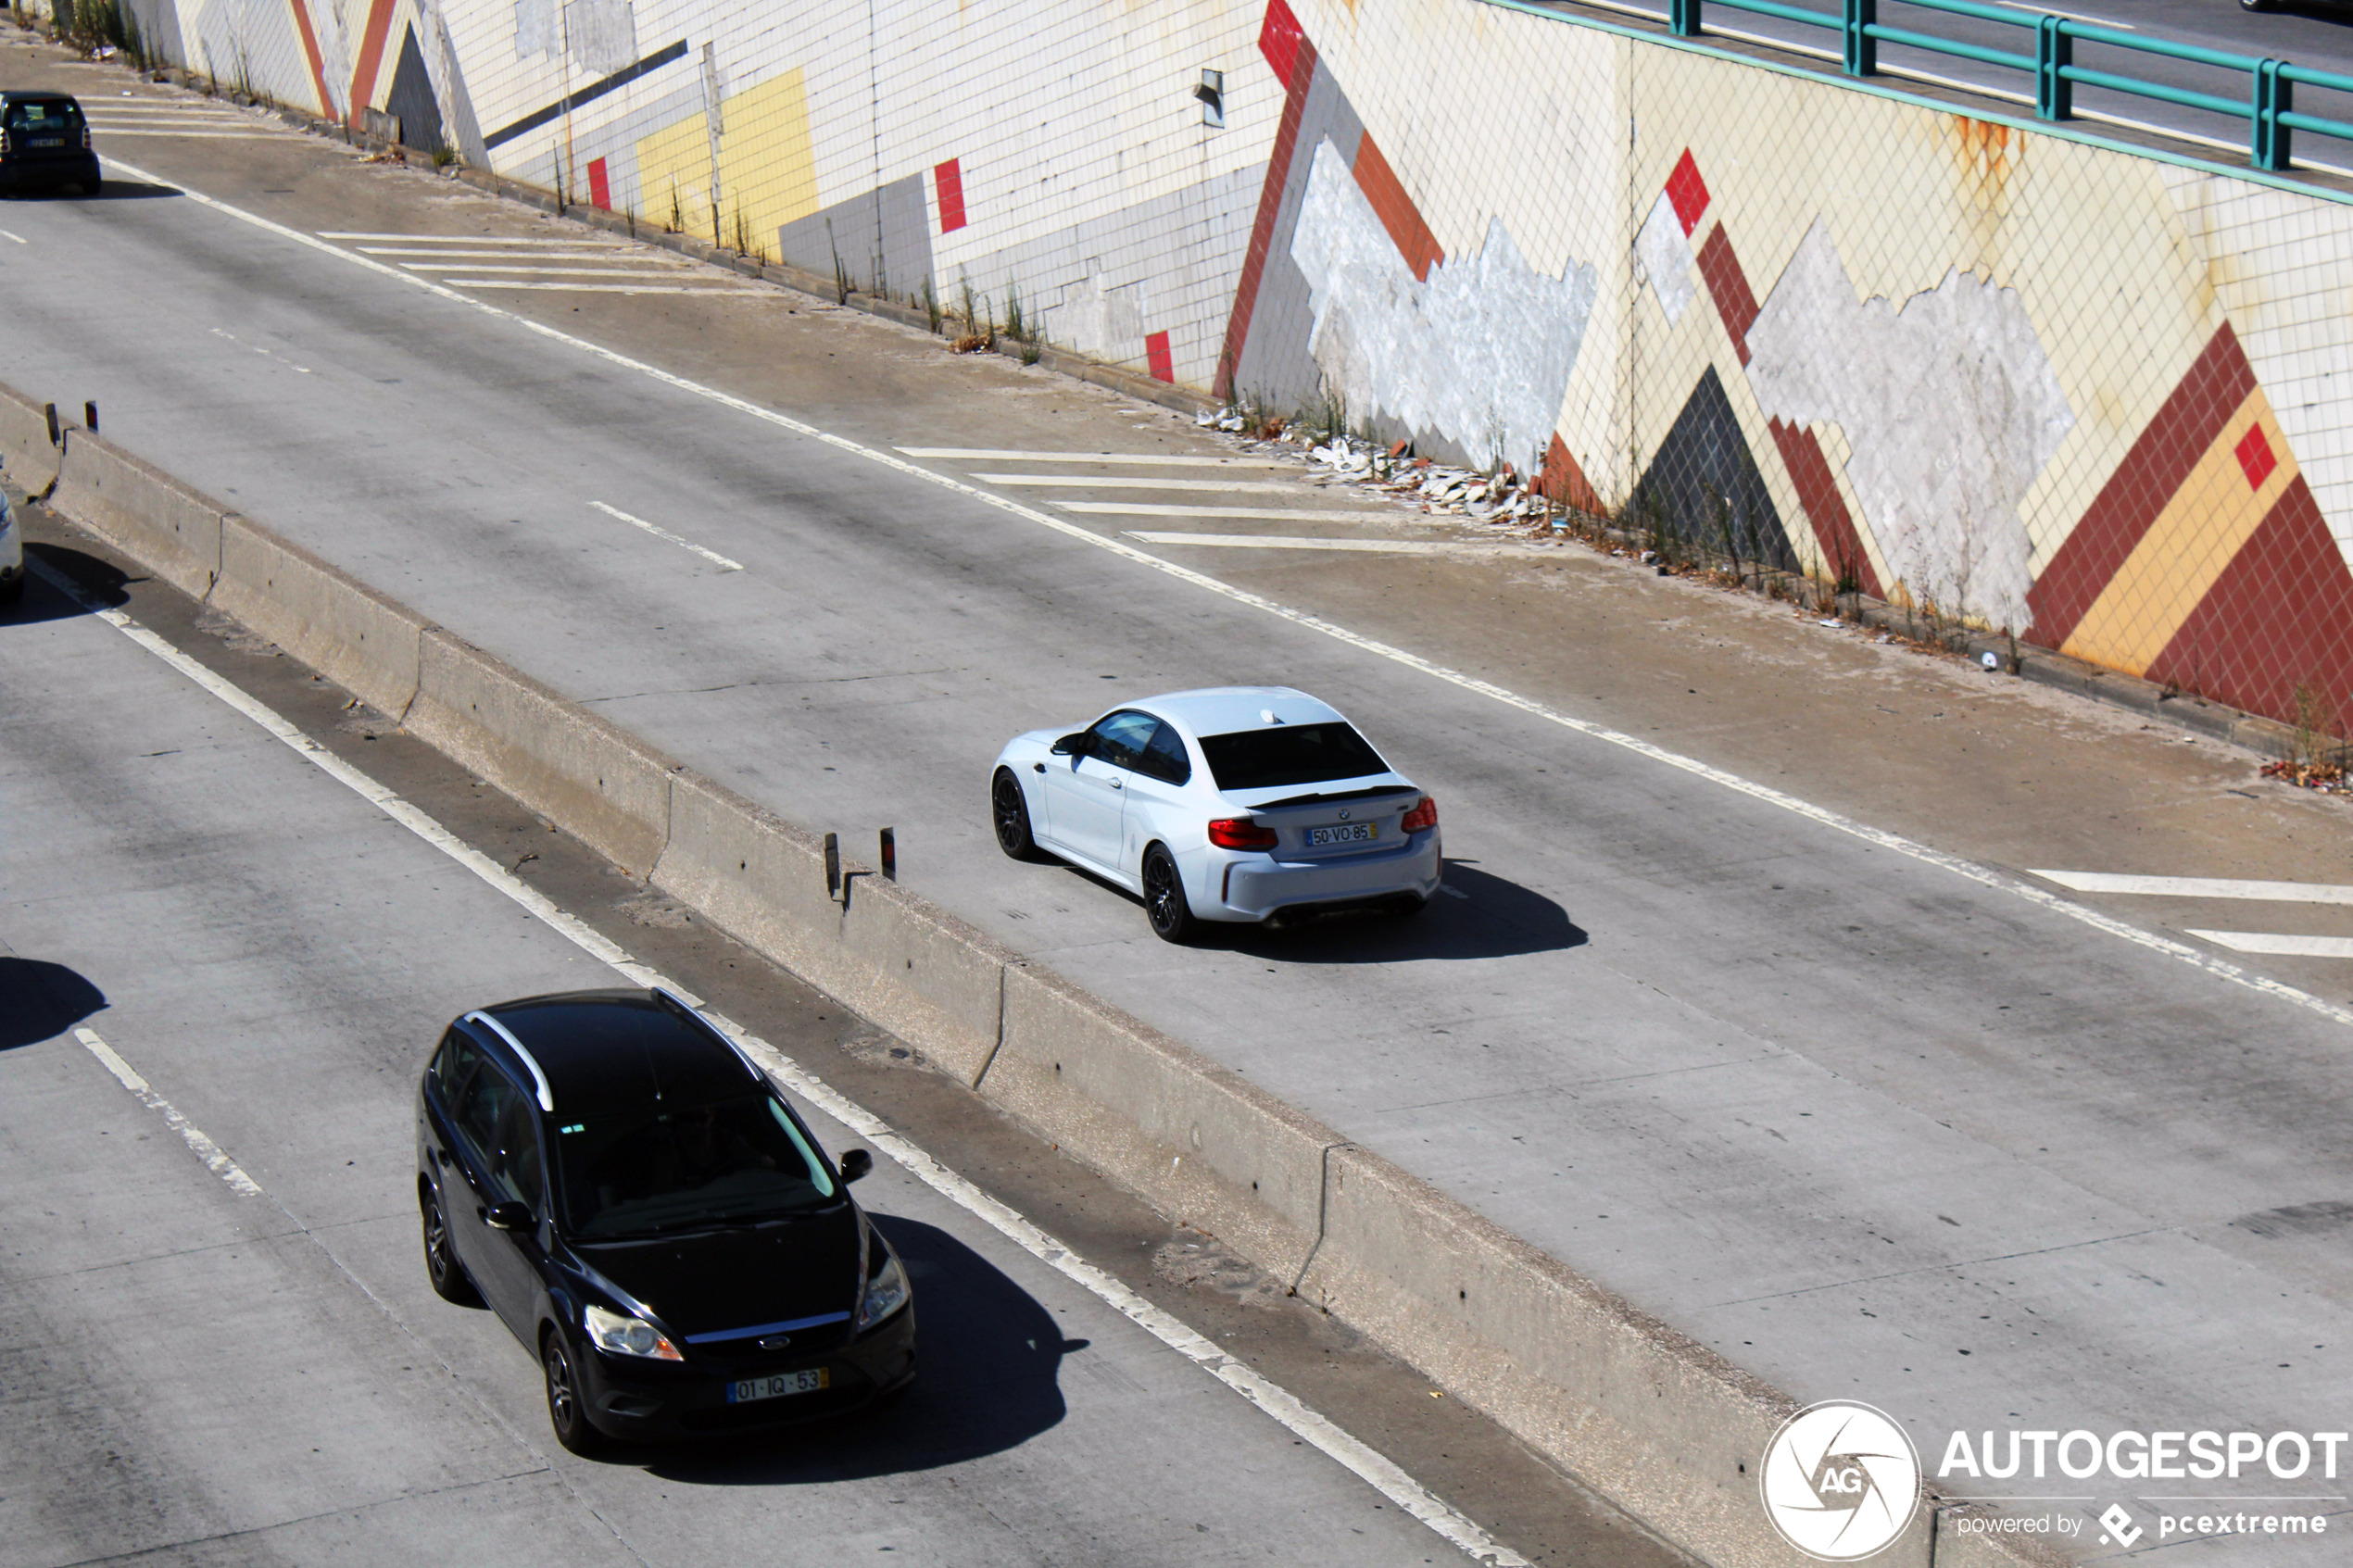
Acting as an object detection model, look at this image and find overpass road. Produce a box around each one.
[0,528,1684,1566]
[7,31,2353,1552]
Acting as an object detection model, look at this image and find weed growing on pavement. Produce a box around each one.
[827,220,849,304]
[922,275,942,334]
[667,183,683,234]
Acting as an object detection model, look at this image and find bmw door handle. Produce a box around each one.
[1032,762,1044,773]
[1108,777,1122,788]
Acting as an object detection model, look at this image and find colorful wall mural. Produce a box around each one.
[53,0,2353,730]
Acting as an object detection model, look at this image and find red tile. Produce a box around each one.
[2236,424,2276,490]
[1260,0,1306,82]
[1694,224,1759,366]
[934,158,967,233]
[1666,149,1709,237]
[1147,331,1175,383]
[1539,433,1604,516]
[1352,135,1442,282]
[587,157,610,211]
[1769,418,1881,600]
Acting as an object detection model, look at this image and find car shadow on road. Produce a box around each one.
[633,1214,1075,1482]
[4,180,179,201]
[1214,859,1585,963]
[2,545,131,624]
[0,958,107,1048]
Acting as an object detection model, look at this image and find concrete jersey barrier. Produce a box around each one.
[16,399,2058,1568]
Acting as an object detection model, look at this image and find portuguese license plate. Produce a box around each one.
[1307,822,1376,847]
[727,1367,828,1403]
[31,138,62,147]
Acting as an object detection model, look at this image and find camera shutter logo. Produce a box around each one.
[1760,1400,1922,1561]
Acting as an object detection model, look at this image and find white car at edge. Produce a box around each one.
[0,468,22,606]
[989,686,1441,942]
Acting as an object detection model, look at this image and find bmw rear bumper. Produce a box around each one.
[1200,830,1441,922]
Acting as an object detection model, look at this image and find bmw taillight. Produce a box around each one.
[1400,796,1438,834]
[1207,817,1278,850]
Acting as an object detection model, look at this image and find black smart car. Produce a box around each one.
[417,988,915,1451]
[0,93,100,196]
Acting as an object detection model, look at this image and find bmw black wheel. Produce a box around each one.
[421,1185,481,1305]
[1142,844,1196,944]
[992,768,1041,860]
[543,1331,603,1455]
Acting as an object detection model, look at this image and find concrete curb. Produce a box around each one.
[3,395,2070,1567]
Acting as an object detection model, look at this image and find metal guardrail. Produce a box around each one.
[1667,0,2353,171]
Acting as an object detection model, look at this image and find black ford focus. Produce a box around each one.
[417,988,915,1451]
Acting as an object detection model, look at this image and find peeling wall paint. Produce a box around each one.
[1290,137,1595,472]
[1747,220,2073,632]
[1634,193,1695,327]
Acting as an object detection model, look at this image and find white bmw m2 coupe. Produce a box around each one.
[989,686,1441,942]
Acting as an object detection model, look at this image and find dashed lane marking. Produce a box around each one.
[897,447,1290,467]
[75,1025,265,1197]
[94,152,2353,1046]
[2032,871,2353,905]
[589,500,743,571]
[24,554,1529,1568]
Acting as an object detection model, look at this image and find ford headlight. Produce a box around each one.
[856,1250,910,1331]
[585,1302,683,1361]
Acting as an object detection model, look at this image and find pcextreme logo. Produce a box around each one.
[1760,1401,1923,1562]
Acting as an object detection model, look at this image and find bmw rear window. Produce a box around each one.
[1197,722,1391,791]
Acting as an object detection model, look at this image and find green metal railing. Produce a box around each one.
[1667,0,2353,171]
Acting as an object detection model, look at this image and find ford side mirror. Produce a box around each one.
[484,1200,534,1232]
[1050,732,1090,757]
[838,1148,874,1184]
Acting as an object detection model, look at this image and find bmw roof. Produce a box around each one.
[470,989,758,1115]
[1118,686,1342,737]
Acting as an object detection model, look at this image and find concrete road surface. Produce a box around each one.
[6,31,2353,1554]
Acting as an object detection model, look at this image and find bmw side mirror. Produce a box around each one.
[1050,732,1090,757]
[484,1200,534,1232]
[838,1148,874,1184]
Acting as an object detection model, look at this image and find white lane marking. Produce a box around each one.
[25,554,1529,1568]
[443,281,768,295]
[899,448,1290,468]
[208,327,312,374]
[1060,502,1409,522]
[403,264,702,278]
[1126,532,1488,555]
[2190,932,2353,958]
[0,231,23,244]
[358,247,661,261]
[319,231,634,245]
[75,1025,265,1197]
[588,499,743,571]
[94,153,2353,1043]
[976,473,1302,494]
[1994,0,2133,25]
[2032,871,2353,905]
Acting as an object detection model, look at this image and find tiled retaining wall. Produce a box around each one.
[69,0,2353,730]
